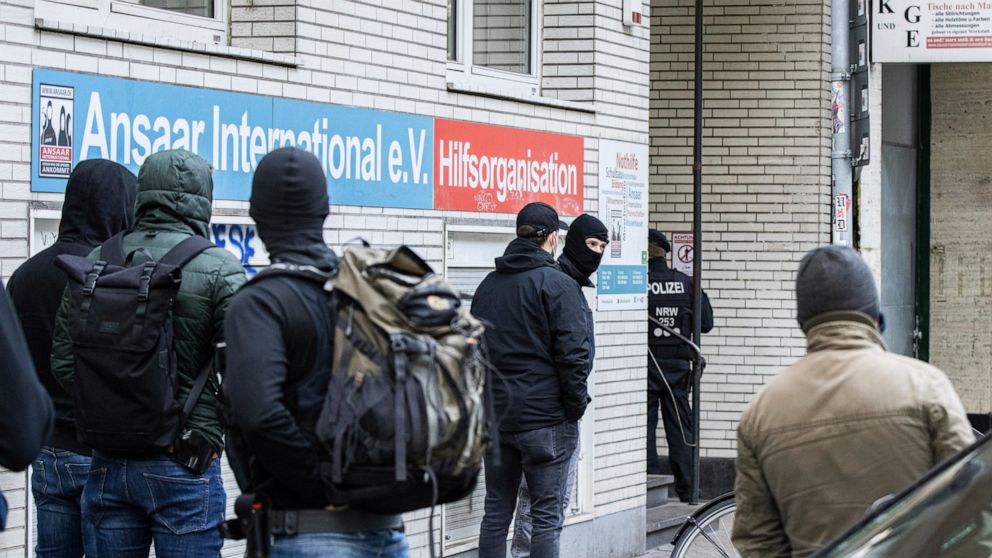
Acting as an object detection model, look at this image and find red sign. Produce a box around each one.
[433,119,584,215]
[40,146,71,162]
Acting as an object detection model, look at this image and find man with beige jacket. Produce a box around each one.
[732,245,975,557]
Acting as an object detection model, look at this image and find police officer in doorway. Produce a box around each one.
[646,230,713,501]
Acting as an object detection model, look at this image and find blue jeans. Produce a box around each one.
[82,453,225,558]
[510,427,581,558]
[272,530,408,557]
[478,421,579,558]
[32,447,96,557]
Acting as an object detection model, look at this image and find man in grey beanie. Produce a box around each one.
[794,244,881,331]
[732,245,974,558]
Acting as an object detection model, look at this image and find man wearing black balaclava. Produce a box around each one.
[509,214,608,558]
[646,229,713,502]
[224,147,408,557]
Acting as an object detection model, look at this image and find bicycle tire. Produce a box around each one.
[670,493,738,558]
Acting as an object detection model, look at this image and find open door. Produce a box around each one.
[880,64,925,358]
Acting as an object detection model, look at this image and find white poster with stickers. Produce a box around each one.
[596,139,649,311]
[874,0,992,63]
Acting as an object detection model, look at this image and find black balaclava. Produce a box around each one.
[250,147,337,270]
[795,245,880,333]
[562,214,609,279]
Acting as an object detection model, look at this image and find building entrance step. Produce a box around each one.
[646,473,676,508]
[645,500,702,550]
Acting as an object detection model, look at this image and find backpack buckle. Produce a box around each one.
[390,336,406,352]
[82,261,107,296]
[137,262,156,301]
[283,511,297,535]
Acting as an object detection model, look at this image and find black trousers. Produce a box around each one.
[647,355,693,500]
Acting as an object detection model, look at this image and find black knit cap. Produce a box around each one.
[648,229,671,252]
[249,147,328,231]
[796,245,880,332]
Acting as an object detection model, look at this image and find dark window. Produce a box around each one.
[448,0,458,61]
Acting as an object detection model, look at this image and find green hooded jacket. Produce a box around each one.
[52,150,247,452]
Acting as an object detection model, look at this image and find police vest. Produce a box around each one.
[647,264,693,355]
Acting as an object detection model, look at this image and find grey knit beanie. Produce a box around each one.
[796,245,880,332]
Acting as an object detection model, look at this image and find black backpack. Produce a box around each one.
[55,233,214,454]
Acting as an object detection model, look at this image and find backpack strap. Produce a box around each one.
[390,335,410,482]
[77,234,124,319]
[248,263,334,286]
[79,260,108,321]
[178,354,214,434]
[125,248,156,267]
[158,235,216,269]
[131,236,213,327]
[158,236,215,433]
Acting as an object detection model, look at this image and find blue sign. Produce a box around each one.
[31,69,434,209]
[598,264,648,295]
[597,263,648,311]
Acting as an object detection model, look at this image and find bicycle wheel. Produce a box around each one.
[670,494,738,558]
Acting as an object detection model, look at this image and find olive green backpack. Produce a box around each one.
[259,244,491,514]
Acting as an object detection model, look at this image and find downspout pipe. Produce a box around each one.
[690,0,704,506]
[832,0,853,246]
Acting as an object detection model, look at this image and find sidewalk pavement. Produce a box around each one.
[638,544,673,557]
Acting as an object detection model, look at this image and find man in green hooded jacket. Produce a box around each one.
[51,149,246,557]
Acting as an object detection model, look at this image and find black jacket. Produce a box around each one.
[225,272,337,509]
[6,160,135,454]
[0,287,53,471]
[223,206,340,510]
[558,253,596,363]
[472,239,591,432]
[647,257,713,360]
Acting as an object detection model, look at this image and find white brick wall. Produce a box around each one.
[231,0,296,54]
[648,0,832,459]
[0,0,650,555]
[542,0,596,102]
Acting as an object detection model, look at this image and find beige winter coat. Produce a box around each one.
[731,312,975,558]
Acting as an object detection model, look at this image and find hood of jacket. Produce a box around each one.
[57,159,137,245]
[495,237,558,274]
[133,150,212,238]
